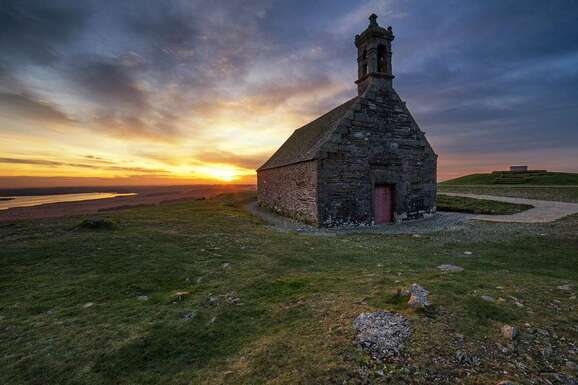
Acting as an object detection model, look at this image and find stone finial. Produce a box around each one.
[369,13,378,27]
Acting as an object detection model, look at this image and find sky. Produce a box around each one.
[1,0,577,187]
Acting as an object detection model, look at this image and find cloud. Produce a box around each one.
[0,0,88,66]
[0,157,168,174]
[70,58,149,113]
[194,150,269,170]
[0,92,73,124]
[1,0,578,182]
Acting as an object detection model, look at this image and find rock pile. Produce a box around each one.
[353,311,411,361]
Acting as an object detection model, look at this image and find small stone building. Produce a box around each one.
[257,14,437,227]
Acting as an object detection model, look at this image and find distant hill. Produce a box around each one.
[441,171,578,185]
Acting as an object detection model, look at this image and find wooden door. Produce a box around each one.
[374,184,394,224]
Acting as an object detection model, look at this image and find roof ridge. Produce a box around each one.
[257,97,358,171]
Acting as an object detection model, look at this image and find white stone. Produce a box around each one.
[437,264,464,273]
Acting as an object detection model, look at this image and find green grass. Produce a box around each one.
[436,194,533,215]
[0,192,577,384]
[438,184,578,203]
[441,171,578,186]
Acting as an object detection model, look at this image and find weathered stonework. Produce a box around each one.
[257,14,437,227]
[317,86,437,226]
[257,160,318,225]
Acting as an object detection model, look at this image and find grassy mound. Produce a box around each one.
[437,194,533,215]
[441,171,578,186]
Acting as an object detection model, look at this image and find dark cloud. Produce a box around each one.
[93,114,181,143]
[70,57,149,113]
[0,92,72,123]
[0,157,168,174]
[0,0,88,66]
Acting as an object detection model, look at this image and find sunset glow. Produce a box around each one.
[1,1,577,188]
[195,167,241,182]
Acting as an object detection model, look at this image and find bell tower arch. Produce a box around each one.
[355,14,395,95]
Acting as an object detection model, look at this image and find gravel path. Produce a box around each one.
[442,193,578,223]
[246,202,471,235]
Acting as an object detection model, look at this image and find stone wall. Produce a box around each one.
[317,80,437,227]
[257,160,319,225]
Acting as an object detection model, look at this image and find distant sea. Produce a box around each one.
[0,192,136,210]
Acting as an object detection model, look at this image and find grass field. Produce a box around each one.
[438,185,578,203]
[1,192,577,385]
[437,194,533,215]
[441,172,578,186]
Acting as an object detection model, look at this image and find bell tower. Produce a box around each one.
[355,14,394,95]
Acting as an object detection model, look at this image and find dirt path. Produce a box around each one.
[442,193,578,223]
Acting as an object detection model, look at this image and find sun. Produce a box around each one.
[198,166,239,182]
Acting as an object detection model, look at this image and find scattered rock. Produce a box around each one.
[208,316,217,325]
[464,251,473,255]
[557,284,572,291]
[207,294,220,305]
[496,381,517,385]
[566,361,578,371]
[183,311,197,321]
[437,264,464,273]
[83,302,94,308]
[73,218,115,231]
[353,311,411,361]
[224,291,241,305]
[455,350,480,366]
[501,324,518,340]
[396,287,410,297]
[536,328,550,336]
[137,295,149,301]
[175,291,191,301]
[207,291,241,306]
[408,283,430,308]
[222,262,231,270]
[540,372,577,385]
[481,295,496,302]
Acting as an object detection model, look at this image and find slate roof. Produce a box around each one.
[257,97,357,171]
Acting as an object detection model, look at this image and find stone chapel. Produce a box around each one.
[257,14,437,227]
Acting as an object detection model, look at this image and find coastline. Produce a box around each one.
[0,185,254,222]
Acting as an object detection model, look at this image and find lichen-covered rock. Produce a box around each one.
[408,283,430,308]
[501,324,517,340]
[353,311,411,361]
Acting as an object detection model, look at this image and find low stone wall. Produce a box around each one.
[257,160,318,225]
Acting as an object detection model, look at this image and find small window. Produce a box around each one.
[377,44,387,72]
